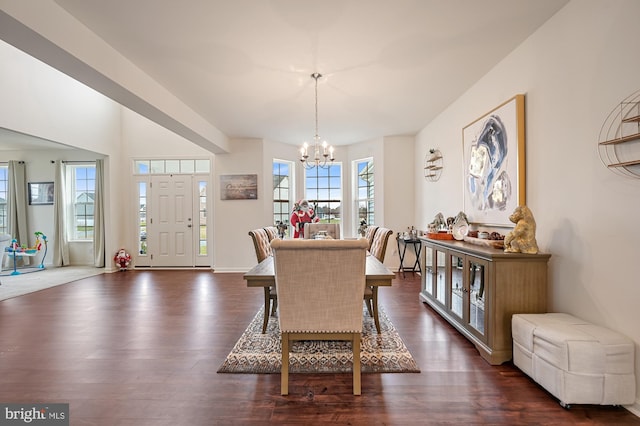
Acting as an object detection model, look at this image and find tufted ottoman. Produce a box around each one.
[512,313,636,408]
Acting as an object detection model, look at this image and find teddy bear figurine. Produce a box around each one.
[503,205,538,254]
[114,249,131,271]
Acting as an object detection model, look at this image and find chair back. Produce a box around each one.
[364,226,379,250]
[303,223,341,240]
[248,228,272,263]
[263,226,278,242]
[271,238,368,333]
[369,227,393,263]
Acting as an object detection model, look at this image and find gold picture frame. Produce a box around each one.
[462,94,525,227]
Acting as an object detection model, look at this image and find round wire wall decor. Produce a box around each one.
[598,89,640,179]
[424,149,443,182]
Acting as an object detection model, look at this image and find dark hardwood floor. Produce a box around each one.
[0,270,637,425]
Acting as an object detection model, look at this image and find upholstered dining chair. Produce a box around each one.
[364,227,393,334]
[263,226,278,242]
[271,238,368,395]
[303,222,341,239]
[248,228,277,333]
[363,226,379,251]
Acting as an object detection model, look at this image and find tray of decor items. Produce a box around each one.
[463,231,505,249]
[426,231,454,240]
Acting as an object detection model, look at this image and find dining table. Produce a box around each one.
[243,253,396,333]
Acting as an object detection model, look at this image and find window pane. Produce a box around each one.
[304,163,342,225]
[165,160,180,173]
[354,158,374,229]
[70,165,96,240]
[150,160,165,174]
[0,166,7,234]
[135,161,149,174]
[195,159,210,173]
[138,182,147,255]
[273,160,293,237]
[180,160,195,173]
[198,181,207,255]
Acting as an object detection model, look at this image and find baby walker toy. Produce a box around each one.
[3,231,48,275]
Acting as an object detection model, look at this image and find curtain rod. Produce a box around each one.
[50,160,96,164]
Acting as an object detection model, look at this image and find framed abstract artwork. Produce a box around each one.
[219,174,258,200]
[462,94,525,227]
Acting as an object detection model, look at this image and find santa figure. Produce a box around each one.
[114,249,131,271]
[290,199,320,238]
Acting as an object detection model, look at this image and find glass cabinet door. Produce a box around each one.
[449,252,464,319]
[467,256,488,339]
[423,244,435,297]
[435,248,447,305]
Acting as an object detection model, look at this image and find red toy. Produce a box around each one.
[114,249,131,271]
[290,199,320,238]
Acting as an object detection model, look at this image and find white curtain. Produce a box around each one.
[93,159,105,267]
[52,160,69,266]
[7,160,29,266]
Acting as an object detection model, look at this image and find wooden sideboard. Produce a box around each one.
[419,237,551,365]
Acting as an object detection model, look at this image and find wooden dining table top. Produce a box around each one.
[243,254,396,288]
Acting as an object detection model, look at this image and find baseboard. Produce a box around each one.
[625,401,640,418]
[212,267,250,273]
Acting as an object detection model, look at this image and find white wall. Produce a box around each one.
[382,135,415,249]
[415,0,640,412]
[213,138,265,272]
[0,39,125,269]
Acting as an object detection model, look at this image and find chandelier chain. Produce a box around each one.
[314,72,320,141]
[299,72,334,170]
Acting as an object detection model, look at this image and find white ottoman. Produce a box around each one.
[512,313,636,408]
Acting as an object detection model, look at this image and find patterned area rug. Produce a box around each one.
[217,305,420,374]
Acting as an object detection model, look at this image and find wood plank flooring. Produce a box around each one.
[0,270,638,425]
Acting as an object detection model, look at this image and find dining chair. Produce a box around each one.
[364,226,379,251]
[248,228,277,333]
[364,227,393,333]
[263,226,278,242]
[271,238,368,395]
[303,222,341,239]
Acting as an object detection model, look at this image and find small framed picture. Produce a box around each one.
[28,182,55,205]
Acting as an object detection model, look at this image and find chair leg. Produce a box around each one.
[372,287,381,334]
[281,333,290,395]
[364,295,373,316]
[352,333,361,395]
[271,294,278,316]
[262,287,271,334]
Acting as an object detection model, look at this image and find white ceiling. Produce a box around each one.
[4,1,569,149]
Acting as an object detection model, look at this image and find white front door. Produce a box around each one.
[149,174,194,267]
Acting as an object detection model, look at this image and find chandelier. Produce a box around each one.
[299,72,335,169]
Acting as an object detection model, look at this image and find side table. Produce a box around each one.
[396,236,422,278]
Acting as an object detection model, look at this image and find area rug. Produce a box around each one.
[217,305,420,374]
[0,266,105,301]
